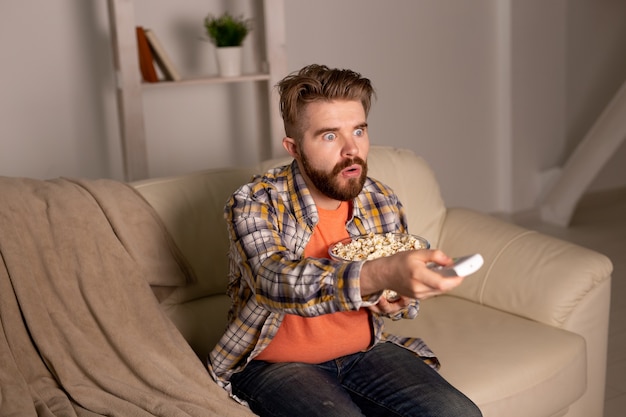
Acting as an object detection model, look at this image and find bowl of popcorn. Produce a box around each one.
[328,232,430,301]
[328,232,430,262]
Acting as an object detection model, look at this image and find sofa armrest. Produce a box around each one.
[438,207,612,328]
[437,207,613,416]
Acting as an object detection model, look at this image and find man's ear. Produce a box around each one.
[282,137,299,158]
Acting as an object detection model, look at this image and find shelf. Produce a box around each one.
[107,0,287,181]
[142,73,271,89]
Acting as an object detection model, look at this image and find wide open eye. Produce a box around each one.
[323,132,337,141]
[354,128,365,137]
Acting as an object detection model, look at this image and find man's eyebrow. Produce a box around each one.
[312,126,338,137]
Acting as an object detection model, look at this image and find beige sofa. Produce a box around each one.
[133,145,613,417]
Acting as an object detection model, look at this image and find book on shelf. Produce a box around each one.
[144,28,182,82]
[135,26,158,83]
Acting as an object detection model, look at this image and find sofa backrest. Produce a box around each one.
[133,167,257,356]
[132,145,446,358]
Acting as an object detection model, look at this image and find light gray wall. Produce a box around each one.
[1,1,121,180]
[1,0,625,214]
[285,0,500,211]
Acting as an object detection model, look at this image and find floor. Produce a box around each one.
[511,187,626,417]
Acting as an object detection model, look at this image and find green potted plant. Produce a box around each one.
[204,12,252,47]
[204,12,252,77]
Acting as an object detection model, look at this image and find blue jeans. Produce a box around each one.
[230,342,482,417]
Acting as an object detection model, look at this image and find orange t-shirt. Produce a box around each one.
[255,201,372,363]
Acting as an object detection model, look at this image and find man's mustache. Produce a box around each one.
[332,157,367,176]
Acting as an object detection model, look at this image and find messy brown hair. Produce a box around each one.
[276,64,376,140]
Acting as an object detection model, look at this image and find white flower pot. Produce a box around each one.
[215,46,242,77]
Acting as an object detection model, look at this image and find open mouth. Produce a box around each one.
[341,164,362,178]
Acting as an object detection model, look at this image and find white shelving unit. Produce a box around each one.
[106,0,287,181]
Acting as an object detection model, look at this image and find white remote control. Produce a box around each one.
[429,254,484,277]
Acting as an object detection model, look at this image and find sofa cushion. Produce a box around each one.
[384,295,586,417]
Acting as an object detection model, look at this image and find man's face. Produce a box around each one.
[294,100,370,205]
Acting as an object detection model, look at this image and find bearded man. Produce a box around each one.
[208,64,482,417]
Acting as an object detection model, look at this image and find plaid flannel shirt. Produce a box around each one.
[208,160,438,394]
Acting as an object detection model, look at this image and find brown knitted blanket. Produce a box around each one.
[0,177,250,416]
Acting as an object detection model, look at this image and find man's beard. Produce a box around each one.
[300,153,368,201]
